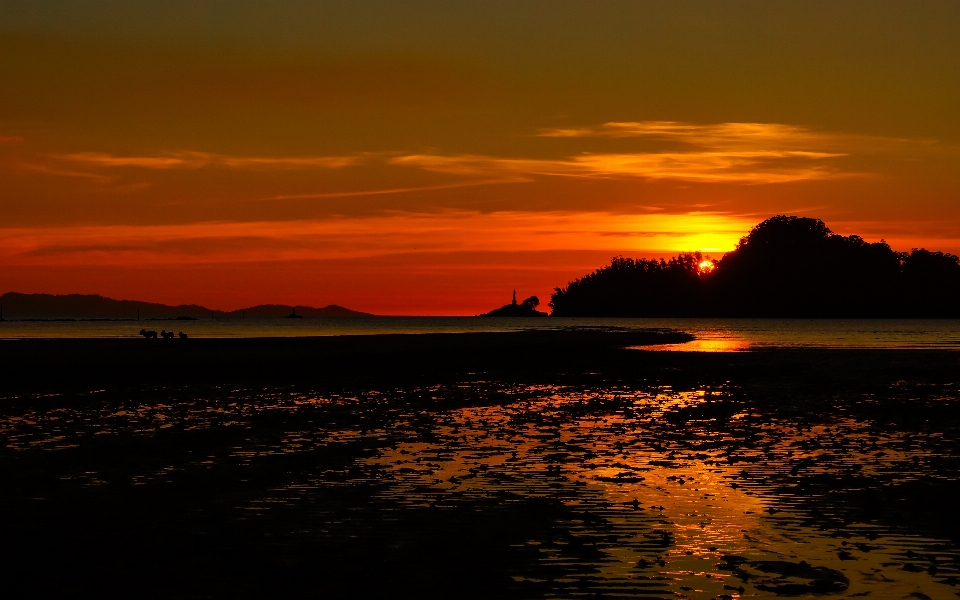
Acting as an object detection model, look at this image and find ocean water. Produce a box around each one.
[2,316,960,349]
[4,324,960,597]
[6,362,960,597]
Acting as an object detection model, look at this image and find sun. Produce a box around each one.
[698,259,716,274]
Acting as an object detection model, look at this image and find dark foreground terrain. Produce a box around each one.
[2,331,960,599]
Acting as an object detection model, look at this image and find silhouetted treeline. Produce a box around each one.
[549,254,707,317]
[549,216,960,317]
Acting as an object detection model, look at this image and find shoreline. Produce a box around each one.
[4,318,960,351]
[0,329,689,393]
[2,329,959,396]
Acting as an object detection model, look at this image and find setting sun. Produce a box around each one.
[3,5,960,600]
[2,3,960,314]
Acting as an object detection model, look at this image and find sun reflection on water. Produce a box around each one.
[637,339,753,352]
[3,379,960,598]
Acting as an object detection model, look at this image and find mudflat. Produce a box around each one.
[2,331,960,598]
[0,328,693,392]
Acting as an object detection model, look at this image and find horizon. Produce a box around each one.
[2,2,959,314]
[3,213,957,317]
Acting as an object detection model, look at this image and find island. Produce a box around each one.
[480,291,549,317]
[548,215,960,318]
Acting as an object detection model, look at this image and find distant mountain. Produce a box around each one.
[223,304,374,317]
[0,292,211,320]
[0,292,374,320]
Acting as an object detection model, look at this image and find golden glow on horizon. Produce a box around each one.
[0,212,755,267]
[2,3,958,312]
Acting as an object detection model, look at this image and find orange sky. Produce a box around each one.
[2,2,959,314]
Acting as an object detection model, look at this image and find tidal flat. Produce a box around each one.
[2,332,960,599]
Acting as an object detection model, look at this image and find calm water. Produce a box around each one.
[4,325,960,597]
[3,317,960,350]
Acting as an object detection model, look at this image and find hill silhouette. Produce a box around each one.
[549,216,960,318]
[224,304,372,317]
[0,293,211,320]
[0,293,374,320]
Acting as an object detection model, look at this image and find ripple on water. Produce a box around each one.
[2,380,960,598]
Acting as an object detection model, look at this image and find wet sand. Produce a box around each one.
[0,328,692,393]
[2,331,960,598]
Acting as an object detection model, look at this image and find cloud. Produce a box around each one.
[541,120,813,140]
[536,121,889,151]
[45,121,902,186]
[15,162,113,183]
[37,121,903,190]
[386,121,878,184]
[391,150,846,184]
[570,151,844,183]
[57,151,366,170]
[267,179,517,200]
[0,211,758,267]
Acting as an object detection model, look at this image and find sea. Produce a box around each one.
[5,319,960,597]
[3,316,960,350]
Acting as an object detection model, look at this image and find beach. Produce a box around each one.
[6,2,960,597]
[2,331,960,598]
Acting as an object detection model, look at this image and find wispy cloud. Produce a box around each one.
[16,162,113,183]
[536,121,885,151]
[0,211,758,266]
[268,179,517,200]
[384,121,881,184]
[391,150,846,184]
[37,121,906,187]
[531,120,939,182]
[570,151,844,183]
[58,151,365,170]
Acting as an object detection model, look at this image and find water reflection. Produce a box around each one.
[636,339,753,352]
[4,317,960,350]
[3,379,959,598]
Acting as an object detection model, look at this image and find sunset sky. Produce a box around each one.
[2,1,960,314]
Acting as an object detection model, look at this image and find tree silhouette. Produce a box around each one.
[901,248,960,317]
[549,216,960,318]
[710,216,902,317]
[549,252,706,317]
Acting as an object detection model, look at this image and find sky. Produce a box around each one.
[2,1,959,314]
